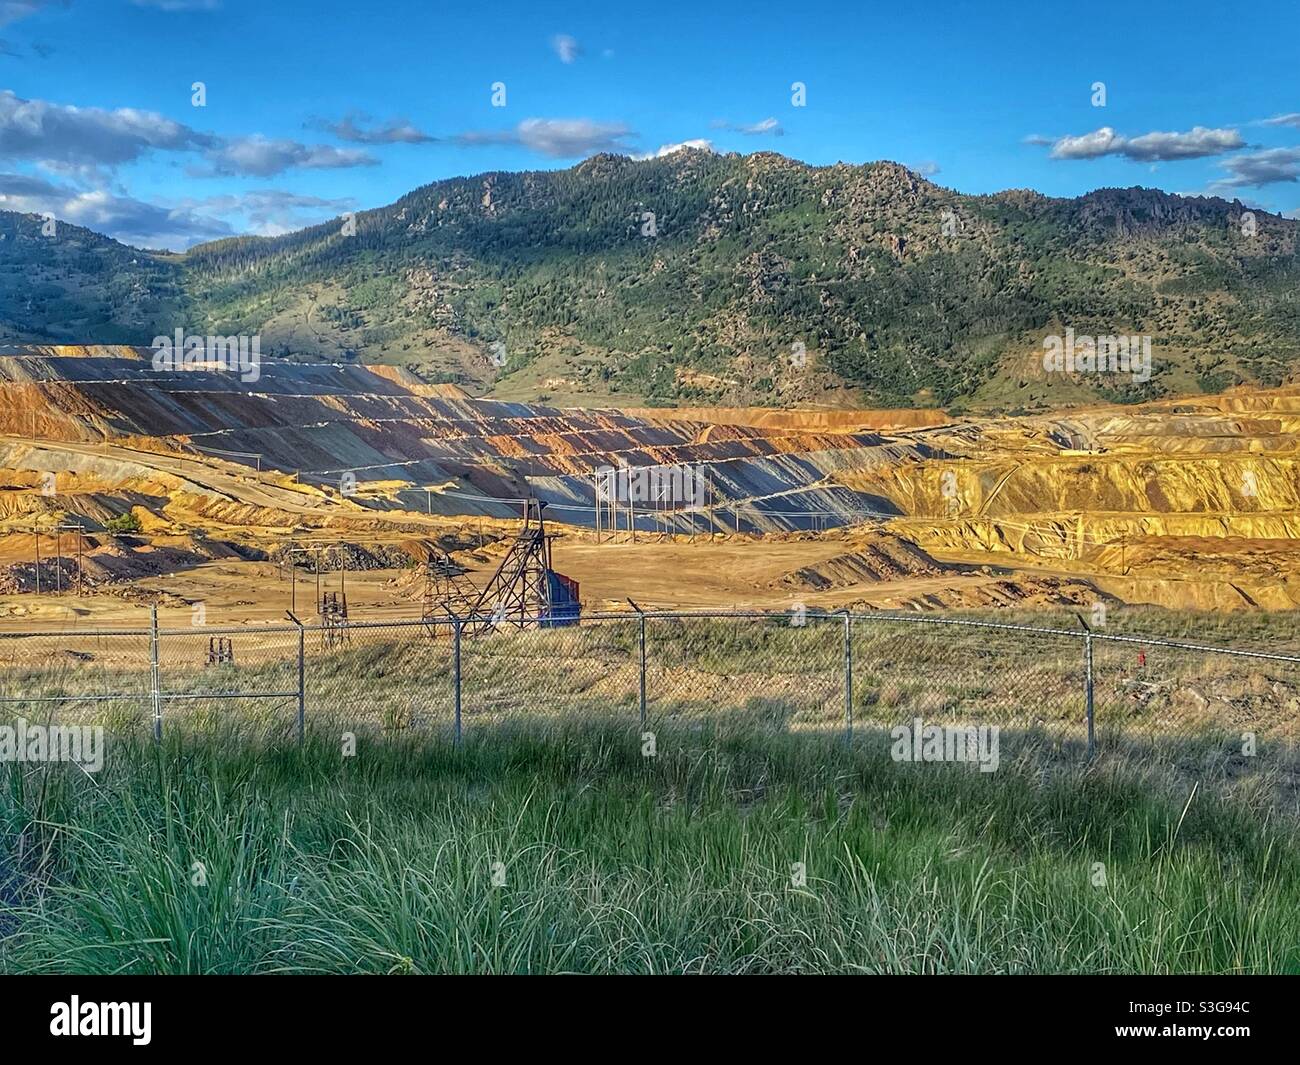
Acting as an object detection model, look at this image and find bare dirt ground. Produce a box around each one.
[0,521,1122,631]
[0,534,1073,629]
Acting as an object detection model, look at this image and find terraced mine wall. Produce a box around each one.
[844,395,1300,610]
[0,347,934,534]
[5,347,1298,612]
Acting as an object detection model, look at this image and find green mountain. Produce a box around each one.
[3,149,1298,411]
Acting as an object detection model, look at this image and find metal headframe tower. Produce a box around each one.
[465,498,556,630]
[421,546,480,626]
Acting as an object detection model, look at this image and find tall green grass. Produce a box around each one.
[2,723,1298,974]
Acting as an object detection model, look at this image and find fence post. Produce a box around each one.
[626,600,647,731]
[452,618,462,746]
[842,611,853,743]
[1085,633,1095,760]
[639,613,648,730]
[286,611,305,744]
[149,603,162,743]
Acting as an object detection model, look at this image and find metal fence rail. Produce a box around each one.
[2,608,1299,769]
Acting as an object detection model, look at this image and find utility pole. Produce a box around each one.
[707,469,715,541]
[34,529,40,594]
[55,524,61,594]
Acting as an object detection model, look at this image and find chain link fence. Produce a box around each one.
[2,609,1299,772]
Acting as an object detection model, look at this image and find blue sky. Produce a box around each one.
[1,0,1298,249]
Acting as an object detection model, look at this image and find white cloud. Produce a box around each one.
[0,90,378,177]
[1122,127,1245,161]
[0,89,212,166]
[632,139,714,160]
[0,1,65,27]
[1208,147,1300,190]
[316,113,435,145]
[1048,126,1124,159]
[200,135,377,177]
[456,118,636,158]
[712,117,783,136]
[1044,125,1243,162]
[0,170,232,248]
[1259,113,1300,129]
[0,170,361,247]
[516,118,631,156]
[551,33,580,63]
[130,1,221,9]
[179,188,356,235]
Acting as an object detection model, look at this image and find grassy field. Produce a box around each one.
[2,722,1299,974]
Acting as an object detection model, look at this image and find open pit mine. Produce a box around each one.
[0,344,1297,627]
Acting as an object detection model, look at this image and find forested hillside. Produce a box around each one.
[3,149,1297,411]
